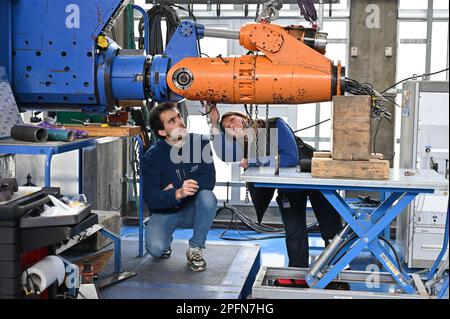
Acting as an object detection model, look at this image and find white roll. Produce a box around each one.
[21,255,66,293]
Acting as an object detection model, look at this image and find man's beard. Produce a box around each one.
[169,127,187,143]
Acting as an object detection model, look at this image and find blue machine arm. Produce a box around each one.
[0,0,204,114]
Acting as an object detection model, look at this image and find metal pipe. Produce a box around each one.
[204,28,240,40]
[307,225,352,279]
[10,125,48,142]
[424,0,434,80]
[47,129,75,142]
[132,4,150,54]
[317,0,324,30]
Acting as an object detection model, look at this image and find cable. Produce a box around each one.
[293,118,330,133]
[379,236,408,275]
[169,4,202,56]
[373,117,383,155]
[381,67,450,94]
[138,4,181,56]
[217,203,319,241]
[345,77,394,121]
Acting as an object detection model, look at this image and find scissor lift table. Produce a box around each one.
[242,167,449,298]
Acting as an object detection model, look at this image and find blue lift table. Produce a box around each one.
[241,167,449,296]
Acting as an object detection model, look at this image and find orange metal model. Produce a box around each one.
[167,23,345,105]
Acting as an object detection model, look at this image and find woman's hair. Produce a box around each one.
[219,111,266,132]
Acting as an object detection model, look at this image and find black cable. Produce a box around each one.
[217,203,319,241]
[373,117,383,155]
[379,236,408,275]
[138,4,181,56]
[169,4,202,56]
[255,1,261,21]
[345,77,393,120]
[381,67,450,94]
[293,118,330,133]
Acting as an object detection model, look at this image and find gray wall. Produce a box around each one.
[349,0,398,166]
[0,155,15,178]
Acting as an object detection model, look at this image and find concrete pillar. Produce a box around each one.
[348,0,398,166]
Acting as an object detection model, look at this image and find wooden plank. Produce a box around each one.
[313,151,332,158]
[331,96,372,161]
[58,125,141,137]
[311,157,390,180]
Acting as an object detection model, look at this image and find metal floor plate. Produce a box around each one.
[64,239,261,299]
[0,81,23,139]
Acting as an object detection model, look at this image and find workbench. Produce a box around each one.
[241,167,449,296]
[0,137,121,192]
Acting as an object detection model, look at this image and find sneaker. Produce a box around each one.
[161,247,172,259]
[186,247,207,272]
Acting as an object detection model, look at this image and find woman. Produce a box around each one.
[208,105,342,268]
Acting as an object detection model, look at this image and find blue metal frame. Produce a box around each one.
[131,5,149,54]
[99,228,122,273]
[0,0,13,84]
[0,138,99,188]
[427,201,449,299]
[150,20,205,102]
[438,276,449,299]
[254,182,438,295]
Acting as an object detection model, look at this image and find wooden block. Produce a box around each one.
[311,157,390,180]
[313,151,332,158]
[59,125,141,137]
[331,96,372,161]
[72,250,114,275]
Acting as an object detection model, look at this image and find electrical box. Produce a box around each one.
[396,81,449,269]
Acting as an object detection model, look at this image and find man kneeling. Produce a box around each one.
[142,103,217,271]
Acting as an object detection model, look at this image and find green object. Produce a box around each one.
[47,129,75,142]
[56,112,105,125]
[126,4,136,50]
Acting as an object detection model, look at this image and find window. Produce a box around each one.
[431,22,449,81]
[395,2,449,169]
[399,0,428,10]
[434,0,450,10]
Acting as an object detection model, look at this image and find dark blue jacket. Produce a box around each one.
[142,133,216,214]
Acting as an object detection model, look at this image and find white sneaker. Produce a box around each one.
[186,247,207,272]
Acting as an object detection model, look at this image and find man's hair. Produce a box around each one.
[149,102,179,139]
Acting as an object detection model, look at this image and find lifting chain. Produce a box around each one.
[264,104,270,163]
[254,104,261,166]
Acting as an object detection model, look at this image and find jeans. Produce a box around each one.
[145,190,218,258]
[276,190,342,268]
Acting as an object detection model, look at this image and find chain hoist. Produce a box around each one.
[254,104,261,166]
[264,104,270,164]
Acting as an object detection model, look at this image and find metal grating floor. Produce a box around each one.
[63,239,261,299]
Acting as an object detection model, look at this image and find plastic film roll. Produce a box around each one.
[21,255,66,293]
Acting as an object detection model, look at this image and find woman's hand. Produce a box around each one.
[240,158,249,169]
[208,103,220,128]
